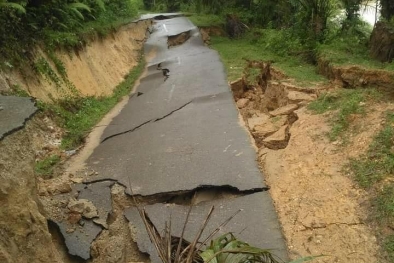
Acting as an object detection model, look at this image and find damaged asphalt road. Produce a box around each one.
[55,15,288,261]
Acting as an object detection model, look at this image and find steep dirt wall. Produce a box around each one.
[0,117,65,263]
[317,58,394,90]
[1,20,151,101]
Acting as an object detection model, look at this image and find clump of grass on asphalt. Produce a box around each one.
[34,154,61,179]
[308,88,381,141]
[38,58,145,150]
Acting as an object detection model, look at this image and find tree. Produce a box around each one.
[380,0,394,21]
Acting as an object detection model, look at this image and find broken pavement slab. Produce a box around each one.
[0,95,37,140]
[124,192,288,263]
[47,181,114,260]
[87,92,265,196]
[52,219,102,260]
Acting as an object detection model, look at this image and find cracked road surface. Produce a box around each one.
[0,96,37,140]
[62,14,287,261]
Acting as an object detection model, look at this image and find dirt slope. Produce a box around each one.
[1,20,151,101]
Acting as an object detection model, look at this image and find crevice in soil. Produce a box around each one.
[230,60,319,150]
[167,30,191,48]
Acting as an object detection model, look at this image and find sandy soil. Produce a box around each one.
[261,106,386,263]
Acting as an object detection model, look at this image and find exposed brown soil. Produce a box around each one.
[0,20,151,102]
[0,116,66,263]
[168,31,191,48]
[231,62,389,262]
[317,57,394,91]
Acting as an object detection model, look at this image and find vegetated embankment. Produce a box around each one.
[0,20,151,101]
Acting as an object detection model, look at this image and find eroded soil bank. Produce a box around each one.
[0,20,151,263]
[231,60,389,262]
[0,20,151,101]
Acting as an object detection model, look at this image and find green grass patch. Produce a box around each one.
[384,235,394,263]
[345,112,394,261]
[348,112,394,188]
[38,57,145,150]
[210,34,326,86]
[188,14,224,27]
[317,35,394,71]
[308,88,381,141]
[34,154,61,179]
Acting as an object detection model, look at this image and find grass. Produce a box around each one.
[188,14,224,27]
[210,34,327,86]
[308,88,381,141]
[34,155,61,179]
[317,35,394,71]
[347,112,394,188]
[38,57,145,150]
[345,112,394,261]
[384,235,394,263]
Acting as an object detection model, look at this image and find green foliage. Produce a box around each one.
[348,112,394,188]
[210,34,326,85]
[0,0,143,69]
[34,154,61,179]
[39,57,145,150]
[201,233,322,263]
[384,235,394,263]
[34,57,62,87]
[201,233,281,263]
[308,89,380,141]
[188,14,224,27]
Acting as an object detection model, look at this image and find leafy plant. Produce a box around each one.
[34,154,61,179]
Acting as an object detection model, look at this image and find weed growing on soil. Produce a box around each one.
[38,57,145,150]
[210,35,326,85]
[189,14,224,27]
[384,235,394,263]
[34,154,61,179]
[308,88,381,141]
[346,111,394,261]
[348,112,394,188]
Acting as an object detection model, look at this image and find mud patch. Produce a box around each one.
[168,31,191,48]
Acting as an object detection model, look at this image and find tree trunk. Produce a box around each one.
[369,21,394,63]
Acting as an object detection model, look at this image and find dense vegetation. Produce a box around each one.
[0,0,143,69]
[145,0,394,64]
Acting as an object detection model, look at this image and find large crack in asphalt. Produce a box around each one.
[100,100,192,143]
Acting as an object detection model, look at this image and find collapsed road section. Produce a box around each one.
[48,14,288,261]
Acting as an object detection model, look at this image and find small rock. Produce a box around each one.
[65,150,77,156]
[263,125,290,149]
[253,115,287,137]
[68,212,82,224]
[66,228,76,233]
[247,114,270,130]
[236,98,249,109]
[68,199,98,219]
[287,91,317,103]
[269,104,298,116]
